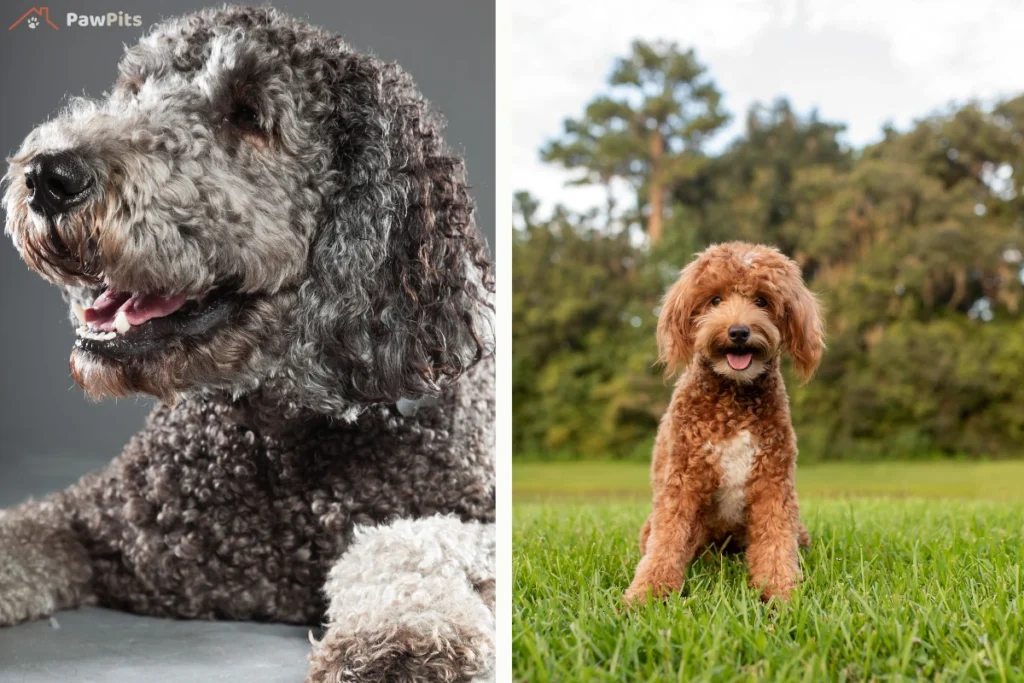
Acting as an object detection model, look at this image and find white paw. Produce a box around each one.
[310,515,495,682]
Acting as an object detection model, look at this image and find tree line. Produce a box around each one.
[513,40,1024,461]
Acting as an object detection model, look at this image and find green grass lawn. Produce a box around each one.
[513,462,1024,681]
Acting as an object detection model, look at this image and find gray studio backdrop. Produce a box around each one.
[0,0,495,505]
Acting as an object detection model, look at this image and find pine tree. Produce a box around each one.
[542,41,728,244]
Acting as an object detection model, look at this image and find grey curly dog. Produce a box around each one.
[1,6,495,682]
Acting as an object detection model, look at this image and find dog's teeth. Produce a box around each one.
[72,303,86,324]
[75,326,117,342]
[114,311,130,334]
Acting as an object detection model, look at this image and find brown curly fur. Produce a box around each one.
[624,242,824,605]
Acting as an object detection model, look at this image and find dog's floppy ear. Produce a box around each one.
[301,51,493,406]
[779,261,825,383]
[657,259,703,374]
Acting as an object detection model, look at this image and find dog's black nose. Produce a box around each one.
[728,325,750,343]
[24,152,93,218]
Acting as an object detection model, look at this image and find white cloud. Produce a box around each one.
[508,0,1024,215]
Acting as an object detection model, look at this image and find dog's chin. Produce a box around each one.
[707,349,769,384]
[70,341,239,402]
[70,349,168,400]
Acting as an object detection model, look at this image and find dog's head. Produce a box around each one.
[3,7,492,414]
[658,242,824,383]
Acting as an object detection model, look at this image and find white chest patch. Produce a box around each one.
[710,430,756,525]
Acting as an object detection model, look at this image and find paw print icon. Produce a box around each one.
[8,7,59,31]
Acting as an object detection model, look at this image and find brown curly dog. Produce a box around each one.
[624,242,825,606]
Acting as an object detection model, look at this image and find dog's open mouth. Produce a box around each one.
[74,285,242,359]
[724,347,755,371]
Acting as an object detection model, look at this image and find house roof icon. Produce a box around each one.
[9,7,59,31]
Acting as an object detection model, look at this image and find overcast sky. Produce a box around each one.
[508,0,1024,215]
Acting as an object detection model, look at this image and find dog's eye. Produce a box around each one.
[227,105,261,133]
[754,296,768,308]
[710,296,722,307]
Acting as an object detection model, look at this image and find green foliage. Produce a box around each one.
[512,213,668,457]
[514,44,1024,461]
[513,499,1024,681]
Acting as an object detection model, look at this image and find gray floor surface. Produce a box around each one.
[0,452,312,682]
[0,609,311,682]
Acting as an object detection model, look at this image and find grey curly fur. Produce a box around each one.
[1,6,494,682]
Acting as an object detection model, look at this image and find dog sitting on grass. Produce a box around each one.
[624,242,824,605]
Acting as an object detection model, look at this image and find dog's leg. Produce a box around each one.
[306,515,495,683]
[745,478,801,602]
[796,521,812,549]
[623,474,709,606]
[638,514,652,555]
[640,425,669,558]
[0,495,94,626]
[792,490,812,548]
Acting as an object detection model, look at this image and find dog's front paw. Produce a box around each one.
[623,561,683,607]
[0,579,58,627]
[755,580,795,603]
[622,579,679,607]
[310,516,495,682]
[0,512,93,627]
[307,621,491,683]
[750,569,798,603]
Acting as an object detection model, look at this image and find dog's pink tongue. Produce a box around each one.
[84,289,130,325]
[726,353,753,371]
[84,289,187,331]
